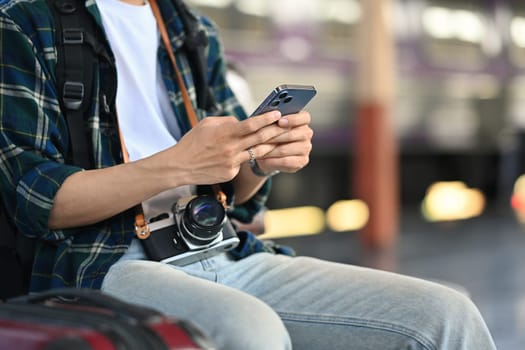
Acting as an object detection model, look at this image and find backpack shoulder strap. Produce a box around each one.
[47,0,114,169]
[0,0,116,299]
[174,0,217,113]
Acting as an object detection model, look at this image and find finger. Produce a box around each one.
[258,155,310,173]
[277,111,311,128]
[266,125,314,145]
[242,144,277,163]
[260,140,312,159]
[238,110,282,136]
[237,122,289,152]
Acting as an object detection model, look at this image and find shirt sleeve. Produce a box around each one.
[0,11,83,241]
[199,15,272,223]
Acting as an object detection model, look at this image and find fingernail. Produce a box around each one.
[278,117,289,127]
[273,111,282,119]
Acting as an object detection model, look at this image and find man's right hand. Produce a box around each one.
[162,110,284,186]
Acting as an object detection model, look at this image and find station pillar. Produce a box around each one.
[353,0,399,249]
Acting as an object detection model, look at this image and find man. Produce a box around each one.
[0,0,497,348]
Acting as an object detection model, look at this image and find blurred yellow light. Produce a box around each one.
[422,6,485,43]
[454,10,484,43]
[422,7,455,39]
[326,200,369,232]
[511,17,525,48]
[422,181,485,222]
[324,0,361,24]
[513,174,525,194]
[259,206,325,239]
[511,174,525,224]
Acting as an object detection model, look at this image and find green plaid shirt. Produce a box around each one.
[0,0,270,291]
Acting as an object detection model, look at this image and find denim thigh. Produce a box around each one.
[213,253,496,350]
[103,240,496,350]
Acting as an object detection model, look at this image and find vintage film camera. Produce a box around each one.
[141,195,240,266]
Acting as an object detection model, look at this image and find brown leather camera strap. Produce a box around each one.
[124,0,226,239]
[150,0,198,128]
[115,117,150,239]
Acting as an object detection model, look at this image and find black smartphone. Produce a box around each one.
[250,84,317,117]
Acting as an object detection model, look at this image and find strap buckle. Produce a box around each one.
[135,213,151,239]
[63,29,84,44]
[63,81,84,110]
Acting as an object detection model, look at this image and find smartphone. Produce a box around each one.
[250,84,317,117]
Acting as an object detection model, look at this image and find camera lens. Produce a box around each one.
[278,91,288,99]
[190,196,224,227]
[181,195,225,244]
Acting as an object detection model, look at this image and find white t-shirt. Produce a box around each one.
[97,0,192,219]
[96,0,181,161]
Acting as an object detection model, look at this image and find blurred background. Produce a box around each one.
[188,0,525,348]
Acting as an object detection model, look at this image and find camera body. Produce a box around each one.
[141,195,240,266]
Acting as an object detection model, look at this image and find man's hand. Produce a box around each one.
[163,110,286,186]
[251,111,313,175]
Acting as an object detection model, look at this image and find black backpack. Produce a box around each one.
[0,0,213,300]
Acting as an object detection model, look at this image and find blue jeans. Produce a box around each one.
[101,239,496,350]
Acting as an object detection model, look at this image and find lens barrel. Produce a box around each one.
[180,195,225,244]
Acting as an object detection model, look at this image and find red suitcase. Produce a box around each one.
[0,288,214,350]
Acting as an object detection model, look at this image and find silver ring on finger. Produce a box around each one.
[247,148,256,165]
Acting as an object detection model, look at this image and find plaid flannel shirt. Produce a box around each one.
[0,0,271,291]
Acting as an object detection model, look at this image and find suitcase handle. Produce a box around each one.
[10,288,164,324]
